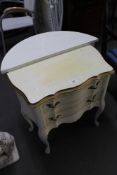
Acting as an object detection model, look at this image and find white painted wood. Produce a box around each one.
[7,45,113,104]
[94,76,110,126]
[15,74,112,153]
[1,31,98,73]
[1,31,113,153]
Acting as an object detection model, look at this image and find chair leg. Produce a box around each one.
[0,26,6,56]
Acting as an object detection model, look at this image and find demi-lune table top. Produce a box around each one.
[7,45,113,104]
[1,31,97,73]
[1,31,113,104]
[0,31,114,154]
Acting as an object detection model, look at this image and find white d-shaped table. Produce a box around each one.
[1,31,114,153]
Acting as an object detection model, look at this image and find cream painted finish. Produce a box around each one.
[1,31,113,153]
[6,45,113,153]
[1,31,97,73]
[15,73,112,153]
[7,45,113,104]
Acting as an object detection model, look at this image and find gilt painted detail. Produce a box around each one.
[3,40,113,154]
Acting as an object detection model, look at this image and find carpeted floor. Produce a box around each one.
[0,34,117,175]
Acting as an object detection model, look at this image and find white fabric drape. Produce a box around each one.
[34,0,63,33]
[24,0,35,12]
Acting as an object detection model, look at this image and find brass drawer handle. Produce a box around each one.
[49,114,62,121]
[87,99,94,103]
[88,86,97,90]
[88,80,101,90]
[46,101,60,109]
[48,117,56,121]
[96,81,100,86]
[46,103,55,108]
[54,101,60,107]
[87,94,97,103]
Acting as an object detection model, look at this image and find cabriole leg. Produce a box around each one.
[38,129,50,154]
[94,100,105,126]
[21,108,34,131]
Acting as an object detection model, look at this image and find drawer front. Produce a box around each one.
[38,75,109,126]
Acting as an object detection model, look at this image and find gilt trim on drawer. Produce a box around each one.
[11,71,114,107]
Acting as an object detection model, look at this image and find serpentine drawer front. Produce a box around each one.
[1,31,114,153]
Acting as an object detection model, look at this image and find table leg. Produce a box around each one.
[21,108,34,131]
[94,100,105,126]
[23,115,34,132]
[38,129,50,154]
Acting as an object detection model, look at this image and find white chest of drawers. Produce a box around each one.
[1,31,113,153]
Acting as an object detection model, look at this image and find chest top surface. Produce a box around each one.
[1,31,97,73]
[7,45,113,104]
